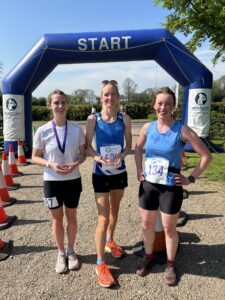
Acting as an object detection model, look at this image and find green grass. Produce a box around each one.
[185,152,225,182]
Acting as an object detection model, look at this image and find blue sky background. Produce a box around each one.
[0,0,224,97]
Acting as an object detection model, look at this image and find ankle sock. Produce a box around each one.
[145,253,153,261]
[67,245,74,255]
[106,237,112,243]
[167,259,175,266]
[97,258,104,265]
[58,250,66,256]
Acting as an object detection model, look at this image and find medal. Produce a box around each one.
[52,120,68,163]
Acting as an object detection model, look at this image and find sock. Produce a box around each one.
[167,259,175,266]
[58,250,66,256]
[145,253,153,261]
[106,236,112,243]
[97,258,104,265]
[67,245,74,255]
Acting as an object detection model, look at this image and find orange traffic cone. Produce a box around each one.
[0,165,17,207]
[0,200,17,230]
[8,144,23,176]
[17,139,28,166]
[0,238,13,261]
[181,150,188,171]
[1,151,20,191]
[153,210,166,253]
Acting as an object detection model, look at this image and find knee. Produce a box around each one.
[65,212,76,223]
[98,216,109,229]
[163,225,177,238]
[52,212,64,225]
[141,219,154,231]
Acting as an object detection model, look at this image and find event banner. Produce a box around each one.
[3,94,25,140]
[188,89,212,138]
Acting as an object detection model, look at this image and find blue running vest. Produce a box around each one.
[145,120,183,186]
[93,112,126,175]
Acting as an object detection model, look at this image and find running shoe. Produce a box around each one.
[67,251,79,270]
[55,253,67,274]
[136,256,154,277]
[164,264,177,286]
[95,262,116,288]
[105,240,123,258]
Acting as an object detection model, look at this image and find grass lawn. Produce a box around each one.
[185,151,225,182]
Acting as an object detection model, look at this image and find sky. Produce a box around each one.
[0,0,224,98]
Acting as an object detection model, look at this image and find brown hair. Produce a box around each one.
[152,87,176,107]
[47,89,68,105]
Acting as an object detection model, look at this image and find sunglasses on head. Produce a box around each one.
[101,80,118,86]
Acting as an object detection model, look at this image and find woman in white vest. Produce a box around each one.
[32,90,86,274]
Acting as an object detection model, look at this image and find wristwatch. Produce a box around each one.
[188,175,195,184]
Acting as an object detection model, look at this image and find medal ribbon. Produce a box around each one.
[52,120,67,154]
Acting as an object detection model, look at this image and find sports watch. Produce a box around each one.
[188,175,195,184]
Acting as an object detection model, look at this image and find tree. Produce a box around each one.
[71,89,95,104]
[154,0,225,64]
[32,97,47,106]
[123,78,138,101]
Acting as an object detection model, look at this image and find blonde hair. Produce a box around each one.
[100,80,119,98]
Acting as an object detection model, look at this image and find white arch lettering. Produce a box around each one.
[77,36,132,51]
[77,38,87,51]
[111,37,120,49]
[122,36,131,48]
[88,38,98,50]
[99,37,109,50]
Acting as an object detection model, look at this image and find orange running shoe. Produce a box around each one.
[105,239,123,258]
[95,262,116,287]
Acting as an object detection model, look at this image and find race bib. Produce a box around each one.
[145,157,169,184]
[100,144,122,170]
[44,197,59,208]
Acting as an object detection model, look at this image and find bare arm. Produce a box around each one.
[113,114,132,167]
[121,114,132,158]
[31,148,47,167]
[32,144,86,176]
[135,123,149,181]
[174,125,212,186]
[85,114,108,164]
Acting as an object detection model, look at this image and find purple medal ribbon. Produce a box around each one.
[51,120,68,154]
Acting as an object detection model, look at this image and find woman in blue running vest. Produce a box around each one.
[135,87,212,286]
[86,80,132,287]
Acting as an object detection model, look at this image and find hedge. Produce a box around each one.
[31,103,154,120]
[1,102,224,121]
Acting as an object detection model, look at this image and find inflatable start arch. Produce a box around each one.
[2,29,213,156]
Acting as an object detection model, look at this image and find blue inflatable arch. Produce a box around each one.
[2,29,213,156]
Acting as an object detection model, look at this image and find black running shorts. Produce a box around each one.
[139,180,183,214]
[92,171,128,193]
[43,178,82,209]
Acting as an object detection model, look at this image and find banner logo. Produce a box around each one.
[195,92,207,106]
[6,98,17,111]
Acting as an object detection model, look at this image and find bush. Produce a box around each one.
[32,106,51,121]
[125,103,153,119]
[31,103,154,120]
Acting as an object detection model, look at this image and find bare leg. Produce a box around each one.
[107,189,124,240]
[139,208,158,254]
[50,206,65,251]
[161,212,180,261]
[65,207,77,248]
[95,193,110,260]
